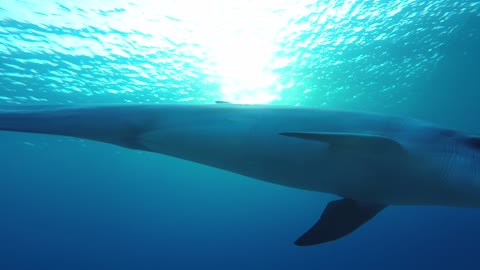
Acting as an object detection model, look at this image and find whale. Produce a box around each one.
[0,102,479,245]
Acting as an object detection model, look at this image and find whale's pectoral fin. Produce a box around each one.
[295,199,386,246]
[279,132,405,154]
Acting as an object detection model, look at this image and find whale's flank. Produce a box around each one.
[1,103,479,245]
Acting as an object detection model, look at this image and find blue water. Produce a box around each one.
[1,0,480,269]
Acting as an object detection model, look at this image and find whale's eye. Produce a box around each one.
[465,136,480,150]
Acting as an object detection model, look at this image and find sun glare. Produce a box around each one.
[144,0,297,104]
[5,0,320,104]
[212,37,280,104]
[191,0,290,104]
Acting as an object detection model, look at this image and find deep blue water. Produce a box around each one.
[1,0,480,269]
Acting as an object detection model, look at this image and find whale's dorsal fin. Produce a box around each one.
[279,132,406,154]
[295,199,386,246]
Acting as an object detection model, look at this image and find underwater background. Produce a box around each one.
[0,0,479,269]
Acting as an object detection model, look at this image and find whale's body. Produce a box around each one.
[1,103,479,245]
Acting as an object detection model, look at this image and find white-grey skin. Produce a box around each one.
[1,103,479,244]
